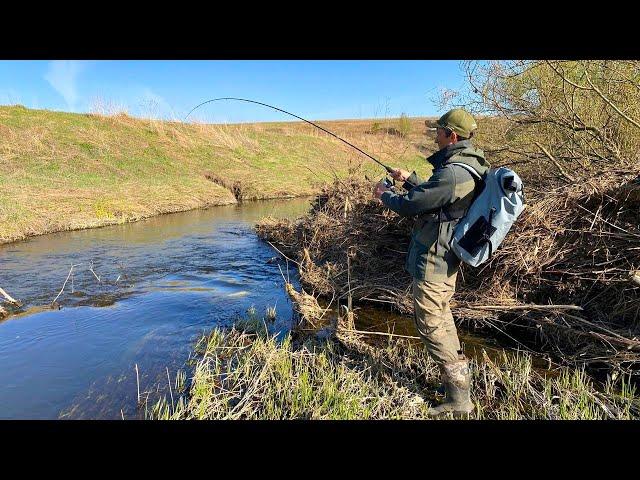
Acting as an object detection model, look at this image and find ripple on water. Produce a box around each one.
[0,197,313,419]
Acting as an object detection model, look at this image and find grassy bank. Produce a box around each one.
[147,313,639,420]
[0,106,434,244]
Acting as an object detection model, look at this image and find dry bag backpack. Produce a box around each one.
[448,163,525,267]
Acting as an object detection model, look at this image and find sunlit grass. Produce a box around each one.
[0,105,432,244]
[147,315,639,420]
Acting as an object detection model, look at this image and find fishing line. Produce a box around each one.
[184,97,397,175]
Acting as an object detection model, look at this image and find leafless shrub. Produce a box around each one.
[458,60,640,183]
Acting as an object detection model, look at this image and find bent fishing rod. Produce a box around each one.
[184,97,410,187]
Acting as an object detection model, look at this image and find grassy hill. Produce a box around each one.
[0,106,438,244]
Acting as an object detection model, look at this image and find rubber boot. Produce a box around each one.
[427,358,474,418]
[433,368,447,396]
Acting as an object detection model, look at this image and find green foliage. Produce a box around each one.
[398,113,411,138]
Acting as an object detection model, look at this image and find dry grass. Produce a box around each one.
[255,162,640,380]
[0,106,433,244]
[146,307,639,420]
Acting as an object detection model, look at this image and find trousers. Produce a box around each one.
[411,273,462,366]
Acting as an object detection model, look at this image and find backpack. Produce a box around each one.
[447,163,525,267]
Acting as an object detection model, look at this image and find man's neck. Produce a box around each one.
[439,140,458,152]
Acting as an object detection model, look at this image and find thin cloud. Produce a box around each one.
[140,87,175,119]
[44,61,86,110]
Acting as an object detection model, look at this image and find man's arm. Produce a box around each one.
[403,171,424,190]
[380,167,456,218]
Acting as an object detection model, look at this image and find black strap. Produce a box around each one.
[485,207,496,258]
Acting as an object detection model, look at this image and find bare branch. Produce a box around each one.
[584,70,640,130]
[534,141,576,182]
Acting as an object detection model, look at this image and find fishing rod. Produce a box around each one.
[184,97,401,181]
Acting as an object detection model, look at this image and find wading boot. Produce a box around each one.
[427,358,474,419]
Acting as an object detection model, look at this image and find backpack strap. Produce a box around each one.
[438,163,484,221]
[447,162,482,180]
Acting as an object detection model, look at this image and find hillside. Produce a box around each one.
[0,106,436,244]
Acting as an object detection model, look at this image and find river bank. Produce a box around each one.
[0,106,432,245]
[147,308,639,420]
[255,171,640,386]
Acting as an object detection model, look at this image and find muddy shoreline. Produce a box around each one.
[0,192,314,247]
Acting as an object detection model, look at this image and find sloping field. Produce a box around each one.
[0,106,436,244]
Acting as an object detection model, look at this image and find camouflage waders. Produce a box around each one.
[412,273,461,366]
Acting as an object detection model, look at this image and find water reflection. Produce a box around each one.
[0,198,311,419]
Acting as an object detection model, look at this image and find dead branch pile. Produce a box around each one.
[284,282,325,330]
[256,168,640,376]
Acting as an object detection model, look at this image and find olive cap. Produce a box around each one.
[425,108,477,138]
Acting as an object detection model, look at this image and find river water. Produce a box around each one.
[0,199,314,419]
[0,198,520,419]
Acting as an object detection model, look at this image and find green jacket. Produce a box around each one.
[380,140,490,281]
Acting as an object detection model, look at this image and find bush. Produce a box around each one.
[398,113,411,138]
[459,60,640,184]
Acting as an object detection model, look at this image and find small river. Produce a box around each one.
[0,198,517,419]
[0,199,315,419]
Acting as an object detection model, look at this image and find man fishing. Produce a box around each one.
[373,108,490,417]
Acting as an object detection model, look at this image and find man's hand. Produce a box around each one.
[373,180,391,200]
[390,168,411,182]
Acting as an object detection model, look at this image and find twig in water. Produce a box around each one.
[166,367,174,409]
[298,326,420,340]
[267,241,302,268]
[277,264,287,284]
[559,312,635,342]
[89,261,102,283]
[52,263,83,305]
[135,363,141,405]
[471,304,583,312]
[342,328,420,340]
[0,287,20,306]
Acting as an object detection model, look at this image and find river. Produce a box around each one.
[0,197,521,419]
[0,199,312,419]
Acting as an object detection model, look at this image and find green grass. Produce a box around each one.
[148,329,431,420]
[0,106,433,244]
[147,313,639,420]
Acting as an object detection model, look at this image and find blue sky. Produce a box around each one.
[0,60,468,122]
